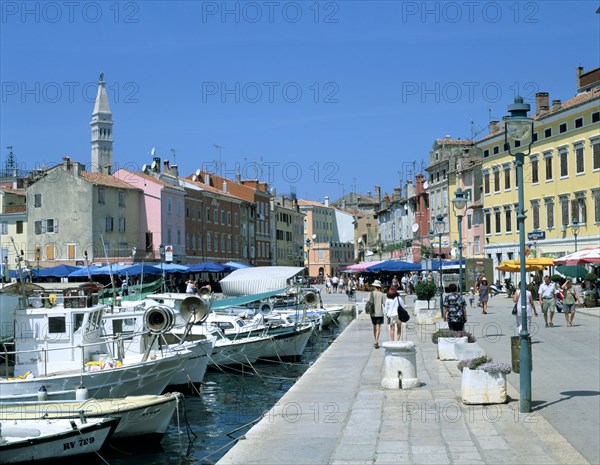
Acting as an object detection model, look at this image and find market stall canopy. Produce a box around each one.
[187,262,234,273]
[553,247,600,266]
[224,261,254,269]
[219,266,304,296]
[120,264,163,275]
[343,261,385,272]
[68,264,131,277]
[556,265,588,279]
[156,263,189,272]
[365,260,422,273]
[33,264,83,278]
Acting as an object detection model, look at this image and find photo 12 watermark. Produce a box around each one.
[401,81,539,104]
[1,81,140,104]
[1,1,140,24]
[400,2,539,24]
[201,1,339,24]
[201,81,340,104]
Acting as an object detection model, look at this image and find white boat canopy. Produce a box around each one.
[219,266,304,296]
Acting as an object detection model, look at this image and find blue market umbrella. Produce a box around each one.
[187,262,233,273]
[556,264,588,279]
[365,260,421,273]
[35,264,83,278]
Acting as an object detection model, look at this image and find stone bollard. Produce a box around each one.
[381,341,420,389]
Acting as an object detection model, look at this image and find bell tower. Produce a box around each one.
[90,72,113,173]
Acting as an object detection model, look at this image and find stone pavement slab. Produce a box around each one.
[218,308,590,464]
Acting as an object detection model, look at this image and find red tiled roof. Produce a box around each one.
[298,199,327,208]
[113,169,184,191]
[3,205,26,213]
[80,171,142,190]
[0,188,25,195]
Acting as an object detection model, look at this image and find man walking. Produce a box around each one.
[538,275,557,327]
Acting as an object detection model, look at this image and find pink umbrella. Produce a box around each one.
[553,247,600,266]
[343,260,384,272]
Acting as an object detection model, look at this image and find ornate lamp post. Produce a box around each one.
[452,188,467,294]
[505,96,535,414]
[434,214,445,314]
[571,219,580,252]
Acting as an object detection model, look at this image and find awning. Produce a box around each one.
[496,260,546,272]
[219,266,304,296]
[343,261,385,272]
[187,262,233,273]
[553,247,600,266]
[365,260,422,272]
[34,264,83,278]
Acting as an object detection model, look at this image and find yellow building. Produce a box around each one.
[478,67,600,279]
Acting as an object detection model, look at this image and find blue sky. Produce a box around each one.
[1,1,599,201]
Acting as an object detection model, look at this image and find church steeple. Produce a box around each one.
[91,72,113,174]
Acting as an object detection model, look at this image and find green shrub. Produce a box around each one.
[550,274,562,283]
[584,272,598,282]
[415,281,437,301]
[431,329,476,344]
[457,355,492,372]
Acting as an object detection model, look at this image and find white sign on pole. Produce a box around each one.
[165,245,173,262]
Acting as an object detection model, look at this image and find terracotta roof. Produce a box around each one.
[188,171,268,203]
[113,169,184,191]
[477,87,600,144]
[3,205,26,213]
[180,178,238,199]
[297,199,328,208]
[80,171,142,190]
[0,188,25,196]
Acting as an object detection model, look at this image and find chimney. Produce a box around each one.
[324,196,329,207]
[170,164,179,177]
[489,120,499,134]
[63,156,72,171]
[535,92,549,116]
[223,181,228,193]
[204,173,210,185]
[74,162,84,177]
[104,165,112,175]
[235,172,241,183]
[152,157,161,173]
[551,99,562,111]
[375,185,381,202]
[163,160,169,173]
[577,66,584,89]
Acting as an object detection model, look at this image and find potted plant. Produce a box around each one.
[414,280,440,324]
[458,356,510,404]
[432,329,476,361]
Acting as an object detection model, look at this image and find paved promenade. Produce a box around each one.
[218,290,598,465]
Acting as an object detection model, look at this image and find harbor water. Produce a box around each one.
[103,312,355,465]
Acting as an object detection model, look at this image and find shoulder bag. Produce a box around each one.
[396,297,410,322]
[365,292,374,314]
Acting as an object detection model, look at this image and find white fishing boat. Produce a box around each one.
[0,416,118,463]
[0,392,182,441]
[0,283,193,402]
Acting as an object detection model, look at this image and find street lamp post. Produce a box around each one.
[305,233,316,281]
[159,244,166,292]
[505,96,535,414]
[571,219,580,252]
[452,188,467,294]
[434,214,445,314]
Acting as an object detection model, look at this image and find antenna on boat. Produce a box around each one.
[100,235,117,304]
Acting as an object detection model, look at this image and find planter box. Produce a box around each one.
[437,337,468,361]
[454,342,485,361]
[461,368,507,404]
[413,299,438,316]
[415,308,442,325]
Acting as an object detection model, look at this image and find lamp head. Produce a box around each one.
[452,187,467,212]
[434,214,445,234]
[571,218,580,234]
[505,96,533,142]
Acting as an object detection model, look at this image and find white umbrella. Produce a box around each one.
[553,247,600,266]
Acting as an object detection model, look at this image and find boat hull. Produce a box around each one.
[0,417,118,463]
[0,393,182,440]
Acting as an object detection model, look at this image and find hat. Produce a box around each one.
[470,287,474,290]
[372,280,382,288]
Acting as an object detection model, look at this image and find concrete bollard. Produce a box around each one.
[381,341,420,389]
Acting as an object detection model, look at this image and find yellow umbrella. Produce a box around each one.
[496,261,545,272]
[516,257,554,266]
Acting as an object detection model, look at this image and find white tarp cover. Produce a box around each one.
[219,266,304,296]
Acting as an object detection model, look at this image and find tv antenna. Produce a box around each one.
[170,148,178,164]
[213,144,223,174]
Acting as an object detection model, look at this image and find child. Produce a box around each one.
[468,287,475,308]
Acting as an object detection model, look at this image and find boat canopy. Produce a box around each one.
[210,288,288,311]
[219,266,304,296]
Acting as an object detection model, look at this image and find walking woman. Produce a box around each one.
[443,283,467,331]
[562,279,579,327]
[384,286,404,341]
[479,278,490,314]
[513,282,538,334]
[366,280,385,348]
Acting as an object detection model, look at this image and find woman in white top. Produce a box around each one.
[384,286,405,341]
[513,282,538,334]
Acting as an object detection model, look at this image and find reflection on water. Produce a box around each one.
[105,314,353,465]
